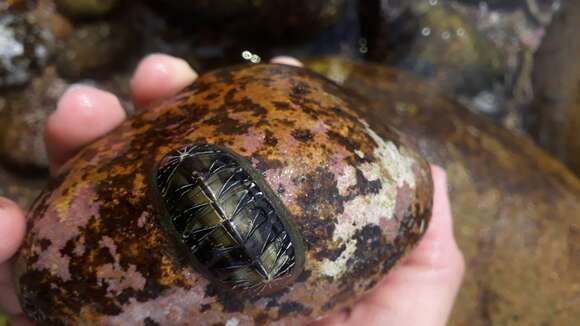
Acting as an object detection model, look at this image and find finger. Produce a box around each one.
[130,53,198,109]
[0,198,26,263]
[44,85,126,175]
[270,56,303,67]
[314,165,464,326]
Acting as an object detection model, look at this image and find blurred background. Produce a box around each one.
[1,0,578,325]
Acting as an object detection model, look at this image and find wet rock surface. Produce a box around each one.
[359,0,562,130]
[14,64,433,325]
[55,0,120,18]
[307,57,580,326]
[1,0,580,324]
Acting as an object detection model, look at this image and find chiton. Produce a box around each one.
[15,64,432,325]
[154,143,304,294]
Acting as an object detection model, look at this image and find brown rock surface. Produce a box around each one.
[15,64,432,325]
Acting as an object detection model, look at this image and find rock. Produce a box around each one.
[14,64,433,325]
[0,66,68,169]
[55,0,120,18]
[55,20,138,80]
[359,1,506,105]
[528,0,580,176]
[147,0,346,42]
[306,57,580,326]
[0,12,53,88]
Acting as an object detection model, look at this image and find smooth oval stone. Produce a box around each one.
[14,64,432,325]
[306,57,580,326]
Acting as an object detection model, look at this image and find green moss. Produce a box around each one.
[0,312,7,326]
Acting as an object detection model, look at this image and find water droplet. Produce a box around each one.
[421,27,431,37]
[241,50,252,60]
[250,54,261,63]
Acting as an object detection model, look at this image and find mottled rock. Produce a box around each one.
[15,64,432,325]
[0,0,33,12]
[148,0,346,42]
[306,57,580,326]
[528,0,580,176]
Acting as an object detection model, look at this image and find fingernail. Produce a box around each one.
[270,56,303,67]
[132,54,197,88]
[130,54,197,108]
[53,85,124,122]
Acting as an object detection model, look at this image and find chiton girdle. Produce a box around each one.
[153,144,305,295]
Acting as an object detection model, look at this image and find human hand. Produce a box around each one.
[0,53,198,326]
[0,55,464,326]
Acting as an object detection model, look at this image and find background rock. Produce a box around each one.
[55,0,120,18]
[0,12,53,87]
[528,0,580,176]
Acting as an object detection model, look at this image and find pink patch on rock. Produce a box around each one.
[31,185,100,281]
[310,120,329,134]
[99,236,119,259]
[263,167,301,214]
[73,236,86,256]
[137,211,149,228]
[96,263,147,296]
[394,183,413,221]
[379,217,400,242]
[234,127,265,155]
[107,279,218,325]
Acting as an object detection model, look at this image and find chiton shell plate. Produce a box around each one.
[154,143,305,295]
[15,64,432,325]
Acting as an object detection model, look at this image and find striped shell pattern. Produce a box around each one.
[155,144,305,295]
